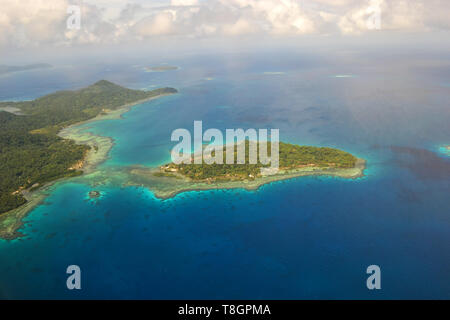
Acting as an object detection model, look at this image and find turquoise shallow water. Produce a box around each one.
[0,51,449,299]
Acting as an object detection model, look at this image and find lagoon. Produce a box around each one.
[0,50,449,299]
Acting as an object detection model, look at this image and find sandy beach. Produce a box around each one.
[0,90,366,240]
[128,158,366,200]
[0,93,174,240]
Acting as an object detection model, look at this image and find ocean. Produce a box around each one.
[0,49,449,299]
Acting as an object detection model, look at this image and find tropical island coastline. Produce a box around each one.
[58,91,177,173]
[0,81,366,240]
[128,142,366,200]
[0,81,177,240]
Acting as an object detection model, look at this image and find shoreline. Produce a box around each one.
[128,158,366,200]
[0,191,47,240]
[0,93,175,240]
[0,90,367,240]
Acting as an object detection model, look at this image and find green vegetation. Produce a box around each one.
[0,80,177,214]
[152,172,182,179]
[161,141,357,182]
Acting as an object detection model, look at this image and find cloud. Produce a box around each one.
[171,0,199,6]
[219,0,317,34]
[133,11,176,36]
[0,0,68,47]
[223,18,256,35]
[336,0,426,34]
[0,0,448,49]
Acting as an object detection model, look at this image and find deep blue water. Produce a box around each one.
[0,51,449,299]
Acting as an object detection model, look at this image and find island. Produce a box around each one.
[128,141,365,199]
[0,81,365,240]
[144,65,178,72]
[0,80,177,239]
[0,63,52,75]
[88,191,101,199]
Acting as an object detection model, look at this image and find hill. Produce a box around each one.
[0,81,177,214]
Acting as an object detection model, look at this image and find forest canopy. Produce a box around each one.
[0,80,177,214]
[160,141,357,182]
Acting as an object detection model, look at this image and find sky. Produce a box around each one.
[0,0,449,51]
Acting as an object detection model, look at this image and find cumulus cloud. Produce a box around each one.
[335,0,426,34]
[171,0,199,6]
[0,0,448,49]
[223,18,256,35]
[133,11,176,36]
[219,0,317,34]
[0,0,67,47]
